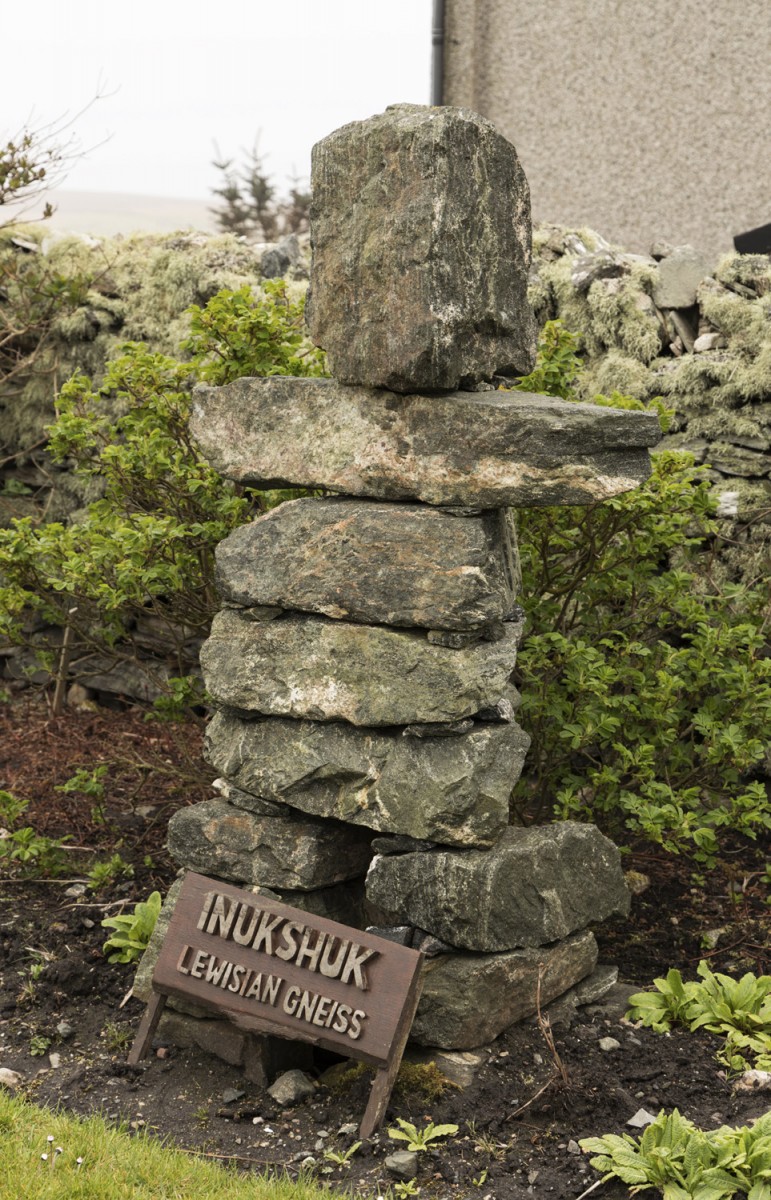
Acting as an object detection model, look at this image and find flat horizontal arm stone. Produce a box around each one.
[200,608,524,727]
[203,696,530,848]
[191,378,661,507]
[215,497,518,630]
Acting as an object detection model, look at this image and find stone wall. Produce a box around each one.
[2,219,769,705]
[529,226,771,585]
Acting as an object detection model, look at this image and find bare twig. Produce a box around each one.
[575,1178,606,1200]
[536,963,570,1087]
[506,1072,561,1121]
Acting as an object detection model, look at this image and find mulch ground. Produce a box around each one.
[0,686,769,1199]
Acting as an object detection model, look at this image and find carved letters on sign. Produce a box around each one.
[128,872,424,1137]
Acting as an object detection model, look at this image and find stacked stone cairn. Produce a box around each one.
[155,105,662,1066]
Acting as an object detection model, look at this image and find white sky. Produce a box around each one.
[3,0,433,201]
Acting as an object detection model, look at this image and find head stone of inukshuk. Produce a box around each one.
[160,104,660,1056]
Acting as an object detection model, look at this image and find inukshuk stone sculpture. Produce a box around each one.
[160,105,661,1061]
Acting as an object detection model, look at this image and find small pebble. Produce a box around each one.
[627,1108,657,1128]
[48,1053,62,1069]
[599,1037,621,1052]
[567,1140,580,1154]
[56,1021,74,1040]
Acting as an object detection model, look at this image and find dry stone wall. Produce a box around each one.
[530,226,771,585]
[3,213,768,708]
[162,105,659,1057]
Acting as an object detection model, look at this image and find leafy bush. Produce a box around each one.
[0,789,70,876]
[511,323,771,862]
[0,281,326,680]
[627,962,771,1073]
[581,1108,771,1199]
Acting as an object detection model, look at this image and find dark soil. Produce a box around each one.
[1,688,769,1199]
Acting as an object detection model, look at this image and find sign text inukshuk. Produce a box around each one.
[160,106,659,1083]
[129,873,423,1137]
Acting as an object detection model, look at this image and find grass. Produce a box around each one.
[0,1092,363,1200]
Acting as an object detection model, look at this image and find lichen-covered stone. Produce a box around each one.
[167,798,372,890]
[191,378,660,508]
[201,608,524,727]
[653,245,714,309]
[410,930,598,1048]
[365,823,630,952]
[203,696,530,847]
[215,497,519,631]
[306,104,536,391]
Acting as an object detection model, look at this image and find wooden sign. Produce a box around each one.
[128,871,424,1137]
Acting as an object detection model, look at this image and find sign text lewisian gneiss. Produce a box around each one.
[135,872,423,1075]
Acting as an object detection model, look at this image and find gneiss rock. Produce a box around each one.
[191,378,660,507]
[201,609,524,727]
[215,497,519,632]
[306,103,536,391]
[365,822,630,952]
[167,798,372,890]
[410,930,598,1049]
[204,700,529,847]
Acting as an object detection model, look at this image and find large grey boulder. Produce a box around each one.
[200,608,524,726]
[191,378,660,508]
[411,930,598,1048]
[306,104,536,391]
[215,498,518,632]
[365,823,630,951]
[167,798,372,890]
[204,698,530,848]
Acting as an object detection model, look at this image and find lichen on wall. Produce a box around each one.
[529,226,771,586]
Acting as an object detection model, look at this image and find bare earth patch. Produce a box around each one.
[0,690,768,1199]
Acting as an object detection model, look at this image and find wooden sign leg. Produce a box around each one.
[359,968,423,1140]
[127,990,167,1065]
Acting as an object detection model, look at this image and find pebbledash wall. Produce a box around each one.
[440,0,771,261]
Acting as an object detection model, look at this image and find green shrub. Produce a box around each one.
[511,323,771,861]
[0,789,70,876]
[0,281,326,680]
[627,962,771,1073]
[581,1108,771,1200]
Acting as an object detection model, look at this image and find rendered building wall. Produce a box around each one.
[442,0,771,261]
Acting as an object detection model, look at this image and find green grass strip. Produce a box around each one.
[0,1091,362,1200]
